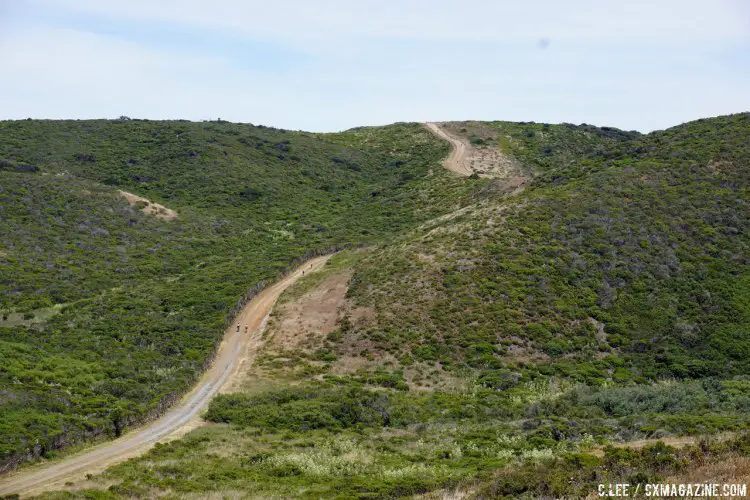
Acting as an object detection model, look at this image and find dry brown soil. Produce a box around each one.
[119,190,178,220]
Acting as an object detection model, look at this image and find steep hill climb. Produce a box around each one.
[425,121,528,181]
[424,122,472,176]
[0,256,331,497]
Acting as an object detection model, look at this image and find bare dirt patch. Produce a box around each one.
[119,190,178,220]
[231,262,363,392]
[425,122,527,181]
[242,260,414,386]
[349,305,376,324]
[268,271,353,351]
[706,159,736,174]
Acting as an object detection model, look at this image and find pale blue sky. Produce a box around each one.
[1,0,748,132]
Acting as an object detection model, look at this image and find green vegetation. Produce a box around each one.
[0,119,472,467]
[205,377,750,438]
[474,434,750,498]
[4,112,750,498]
[447,119,640,177]
[35,377,750,498]
[347,112,750,384]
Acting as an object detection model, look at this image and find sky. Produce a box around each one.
[0,0,748,132]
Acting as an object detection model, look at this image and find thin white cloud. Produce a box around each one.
[30,0,750,44]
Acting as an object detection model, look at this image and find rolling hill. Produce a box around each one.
[0,118,472,470]
[1,112,749,498]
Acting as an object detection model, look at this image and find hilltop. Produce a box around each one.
[1,113,749,498]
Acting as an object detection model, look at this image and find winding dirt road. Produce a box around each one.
[0,255,331,498]
[424,122,472,176]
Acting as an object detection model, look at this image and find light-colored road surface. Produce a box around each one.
[0,255,331,498]
[424,122,472,176]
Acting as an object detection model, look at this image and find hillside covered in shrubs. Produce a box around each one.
[3,113,750,498]
[37,113,750,498]
[0,118,471,468]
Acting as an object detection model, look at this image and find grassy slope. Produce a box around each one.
[0,119,474,466]
[46,113,750,498]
